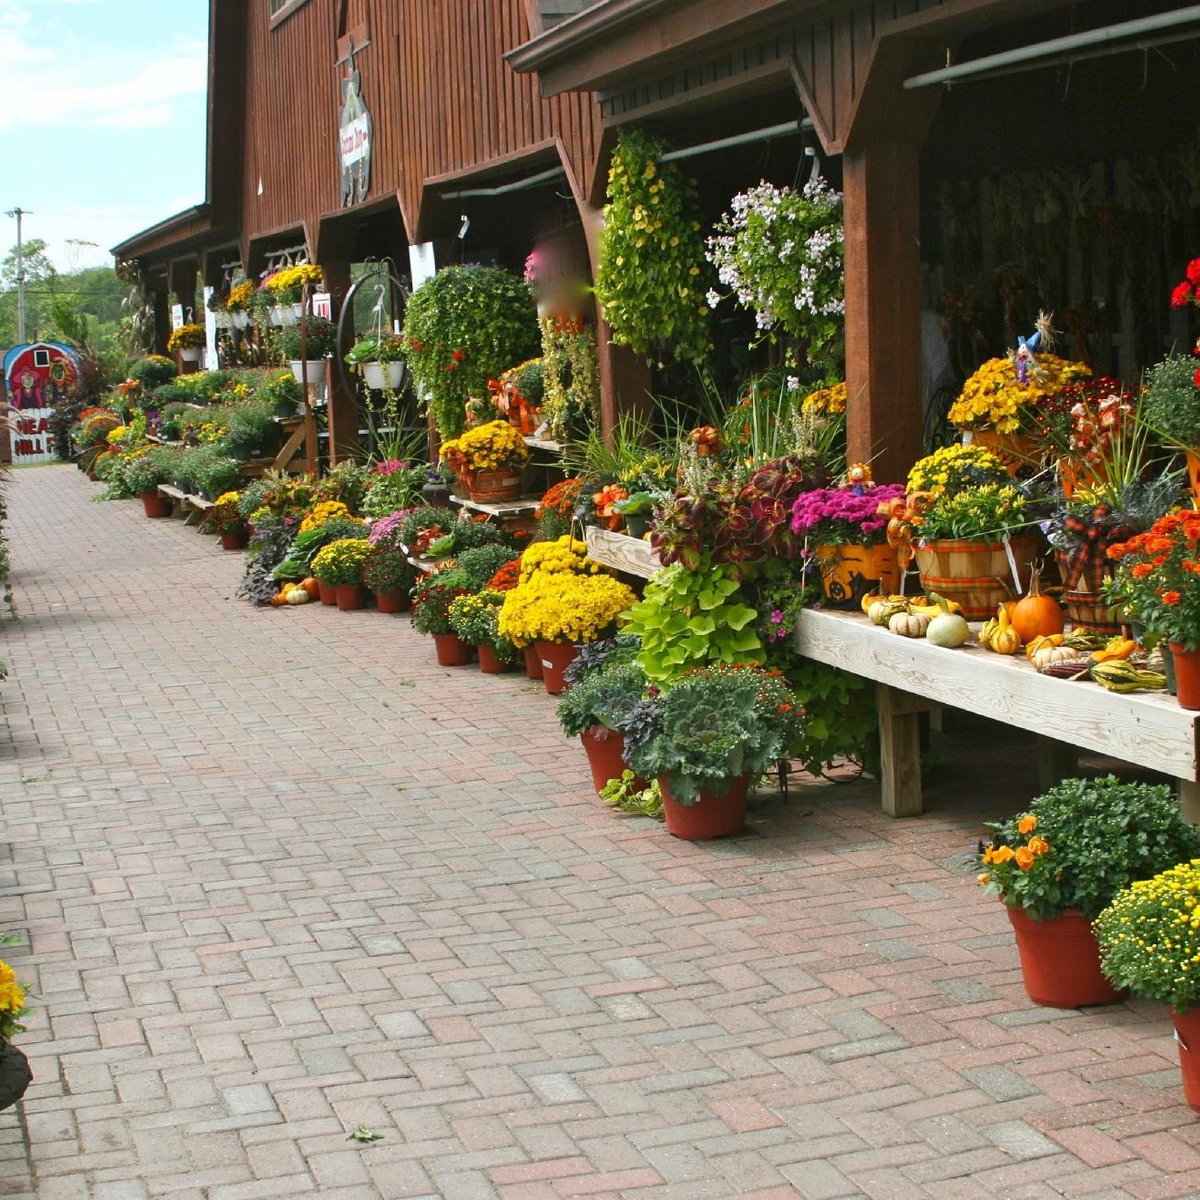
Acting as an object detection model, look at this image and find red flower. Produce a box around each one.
[1194,367,1200,389]
[1162,590,1183,606]
[452,349,464,362]
[1188,259,1200,286]
[1172,281,1194,309]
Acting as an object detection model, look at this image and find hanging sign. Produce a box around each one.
[338,41,373,207]
[170,304,185,332]
[312,292,332,320]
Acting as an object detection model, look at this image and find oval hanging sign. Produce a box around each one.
[338,46,373,207]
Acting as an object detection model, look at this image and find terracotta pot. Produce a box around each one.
[536,639,581,696]
[219,528,247,551]
[336,584,365,611]
[375,589,410,614]
[659,775,750,840]
[580,726,643,797]
[478,644,515,674]
[523,644,544,680]
[0,1045,32,1112]
[812,542,900,609]
[1170,643,1200,711]
[318,580,338,606]
[463,469,523,503]
[433,632,472,666]
[141,491,172,518]
[1170,1008,1200,1112]
[1005,905,1126,1008]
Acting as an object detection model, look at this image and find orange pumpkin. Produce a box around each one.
[1008,565,1063,644]
[301,576,320,599]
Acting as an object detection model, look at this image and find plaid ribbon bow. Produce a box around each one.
[1060,505,1134,592]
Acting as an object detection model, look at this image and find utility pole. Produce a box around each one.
[5,207,29,343]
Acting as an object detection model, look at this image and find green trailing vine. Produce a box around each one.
[595,128,711,367]
[539,317,600,441]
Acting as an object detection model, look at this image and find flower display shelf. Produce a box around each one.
[155,485,214,527]
[584,527,660,580]
[793,608,1200,821]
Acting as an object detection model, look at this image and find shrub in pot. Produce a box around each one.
[448,590,519,671]
[980,776,1200,1007]
[278,317,338,363]
[361,546,416,611]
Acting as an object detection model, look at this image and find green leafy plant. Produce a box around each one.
[918,484,1028,541]
[452,545,520,590]
[411,568,473,635]
[600,770,663,819]
[1096,860,1200,1012]
[1139,352,1200,447]
[785,660,879,779]
[345,332,407,366]
[360,546,415,595]
[447,590,517,661]
[979,776,1200,921]
[278,317,337,361]
[556,660,647,738]
[402,265,539,440]
[595,127,711,366]
[272,516,367,581]
[625,555,762,682]
[624,663,801,805]
[127,355,177,390]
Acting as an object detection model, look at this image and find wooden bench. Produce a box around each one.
[794,608,1200,820]
[156,485,214,526]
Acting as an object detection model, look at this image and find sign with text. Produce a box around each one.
[312,292,332,320]
[338,60,373,206]
[2,341,82,464]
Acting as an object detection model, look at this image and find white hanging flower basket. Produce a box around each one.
[290,360,327,387]
[363,361,405,391]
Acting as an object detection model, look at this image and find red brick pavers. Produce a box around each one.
[0,463,1198,1199]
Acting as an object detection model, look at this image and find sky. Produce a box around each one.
[0,0,209,274]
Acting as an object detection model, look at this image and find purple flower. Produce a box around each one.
[790,483,905,543]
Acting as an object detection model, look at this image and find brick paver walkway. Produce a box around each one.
[3,464,1200,1199]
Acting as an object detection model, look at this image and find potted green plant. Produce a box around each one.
[556,655,647,796]
[622,662,800,839]
[127,355,178,390]
[0,949,31,1113]
[412,567,475,664]
[346,333,408,391]
[125,447,174,517]
[279,317,338,388]
[402,264,540,440]
[360,545,416,614]
[980,776,1200,1008]
[310,536,372,610]
[1096,860,1200,1110]
[447,590,518,674]
[201,493,248,550]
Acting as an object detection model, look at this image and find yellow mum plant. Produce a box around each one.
[801,381,847,415]
[498,570,637,647]
[299,500,355,534]
[440,420,529,476]
[905,443,1009,499]
[0,958,27,1044]
[947,354,1091,434]
[518,535,598,582]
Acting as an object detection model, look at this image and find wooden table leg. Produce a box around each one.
[877,684,925,818]
[1180,779,1200,826]
[1037,736,1078,791]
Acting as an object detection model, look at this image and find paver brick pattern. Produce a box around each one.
[1,464,1199,1199]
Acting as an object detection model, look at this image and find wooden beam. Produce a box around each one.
[877,684,924,817]
[842,140,924,484]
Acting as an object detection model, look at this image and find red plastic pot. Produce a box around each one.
[580,726,643,796]
[1006,905,1126,1008]
[1170,643,1200,710]
[375,589,410,614]
[536,639,580,696]
[336,584,365,611]
[659,775,750,840]
[141,491,172,518]
[318,581,337,606]
[220,528,247,551]
[433,632,472,666]
[478,644,515,674]
[523,644,543,680]
[1171,1008,1200,1112]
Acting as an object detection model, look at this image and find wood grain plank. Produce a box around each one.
[585,527,660,579]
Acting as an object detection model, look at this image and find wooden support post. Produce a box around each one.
[321,258,361,466]
[842,142,925,483]
[876,683,927,818]
[1037,736,1078,792]
[1181,779,1200,826]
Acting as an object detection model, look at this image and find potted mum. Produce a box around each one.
[201,491,249,550]
[1106,510,1200,707]
[264,263,323,323]
[0,952,31,1112]
[790,482,906,608]
[124,447,175,518]
[448,590,518,674]
[360,545,415,613]
[167,323,206,364]
[1142,352,1200,500]
[412,567,475,665]
[980,776,1200,1008]
[497,537,638,694]
[622,663,801,840]
[557,644,647,795]
[439,419,530,503]
[310,537,372,611]
[346,332,408,392]
[1096,860,1200,1110]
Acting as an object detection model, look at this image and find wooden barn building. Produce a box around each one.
[117,1,1200,480]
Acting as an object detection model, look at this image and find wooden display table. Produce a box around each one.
[156,485,213,525]
[585,527,660,578]
[794,608,1200,820]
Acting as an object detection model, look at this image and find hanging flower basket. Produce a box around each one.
[363,361,406,391]
[290,360,327,388]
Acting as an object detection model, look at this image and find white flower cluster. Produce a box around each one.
[705,177,845,363]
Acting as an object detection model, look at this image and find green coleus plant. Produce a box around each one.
[623,553,763,683]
